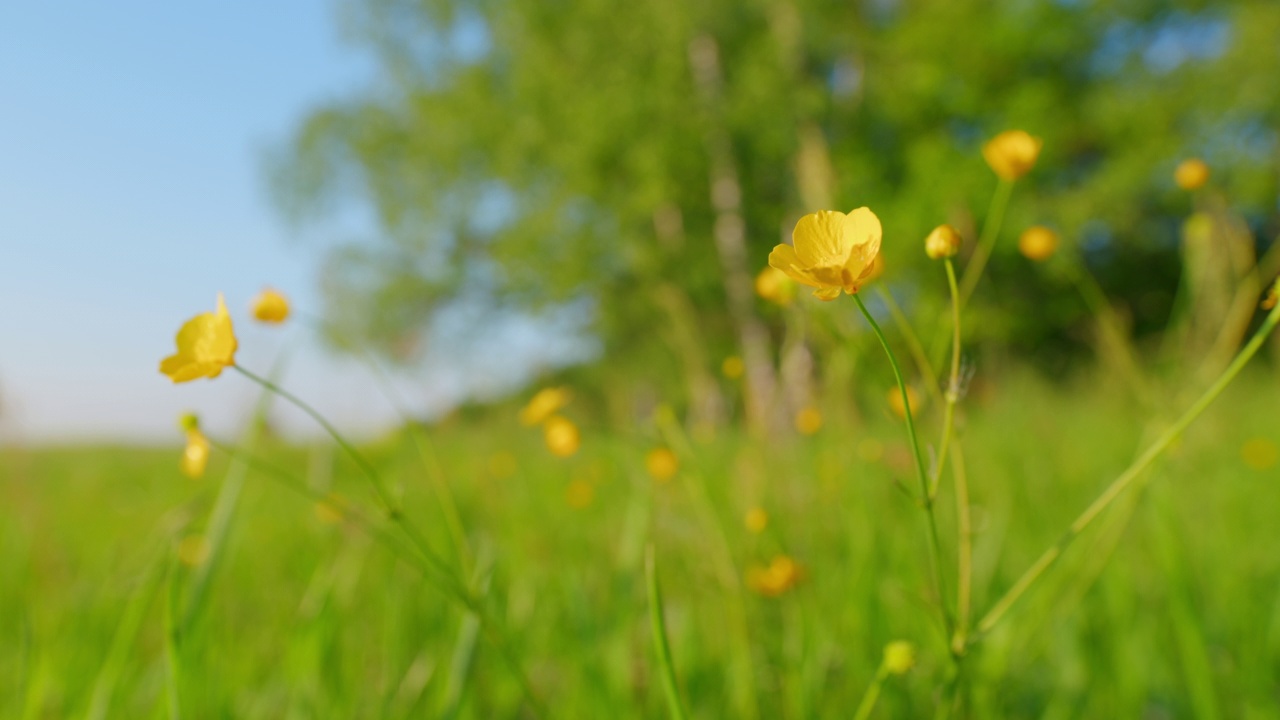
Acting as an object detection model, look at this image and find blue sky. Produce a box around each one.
[0,2,576,444]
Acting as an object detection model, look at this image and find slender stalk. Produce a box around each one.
[852,666,888,720]
[950,441,973,655]
[646,545,690,720]
[854,294,953,637]
[972,293,1280,642]
[227,367,544,717]
[929,259,964,499]
[957,179,1014,309]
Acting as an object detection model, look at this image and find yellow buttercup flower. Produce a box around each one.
[1174,158,1210,190]
[794,406,823,435]
[983,130,1042,181]
[746,555,803,597]
[721,355,745,379]
[159,293,238,383]
[543,415,581,458]
[754,266,797,306]
[251,287,290,323]
[181,428,211,479]
[883,641,916,675]
[1018,226,1059,261]
[645,447,679,483]
[887,386,922,420]
[565,478,595,508]
[177,534,211,567]
[924,224,962,260]
[744,507,768,533]
[769,208,883,301]
[520,387,571,426]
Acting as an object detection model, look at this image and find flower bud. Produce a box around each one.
[1018,226,1059,262]
[983,130,1042,181]
[883,641,916,675]
[924,224,962,260]
[1174,158,1210,191]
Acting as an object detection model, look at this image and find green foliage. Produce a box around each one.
[3,373,1280,716]
[272,1,1280,410]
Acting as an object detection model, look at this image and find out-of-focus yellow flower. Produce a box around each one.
[755,266,797,306]
[520,387,571,426]
[543,415,581,458]
[795,407,823,435]
[160,293,238,383]
[746,555,803,597]
[744,507,768,533]
[177,534,211,567]
[489,451,518,479]
[181,428,211,479]
[1174,158,1210,190]
[722,355,745,379]
[887,386,922,420]
[1242,438,1279,471]
[645,448,679,483]
[769,209,883,301]
[1018,226,1059,262]
[924,224,962,260]
[983,130,1042,181]
[314,493,348,525]
[251,287,290,323]
[883,641,916,675]
[565,479,594,508]
[1261,282,1278,311]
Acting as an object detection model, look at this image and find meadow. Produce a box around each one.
[3,359,1279,718]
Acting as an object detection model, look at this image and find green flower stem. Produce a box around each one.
[972,293,1280,643]
[646,545,690,720]
[231,365,546,717]
[957,178,1014,310]
[852,664,889,720]
[950,441,974,655]
[930,259,964,499]
[854,294,954,638]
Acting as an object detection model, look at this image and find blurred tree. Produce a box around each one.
[272,0,1280,423]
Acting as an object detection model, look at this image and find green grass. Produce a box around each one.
[2,368,1280,718]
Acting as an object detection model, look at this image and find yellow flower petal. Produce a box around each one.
[768,244,823,288]
[160,293,238,383]
[251,288,290,324]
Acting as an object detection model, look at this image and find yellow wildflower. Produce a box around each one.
[744,507,768,533]
[159,293,238,383]
[887,386,922,420]
[1018,226,1059,262]
[565,479,594,509]
[177,535,211,567]
[543,415,581,458]
[1174,158,1210,190]
[983,130,1042,181]
[645,448,679,483]
[520,387,571,426]
[251,287,290,323]
[883,641,916,675]
[1241,438,1279,471]
[721,355,745,379]
[746,555,803,597]
[769,208,883,301]
[181,428,211,479]
[1261,282,1278,311]
[795,406,823,435]
[754,266,797,306]
[314,493,349,525]
[924,224,962,260]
